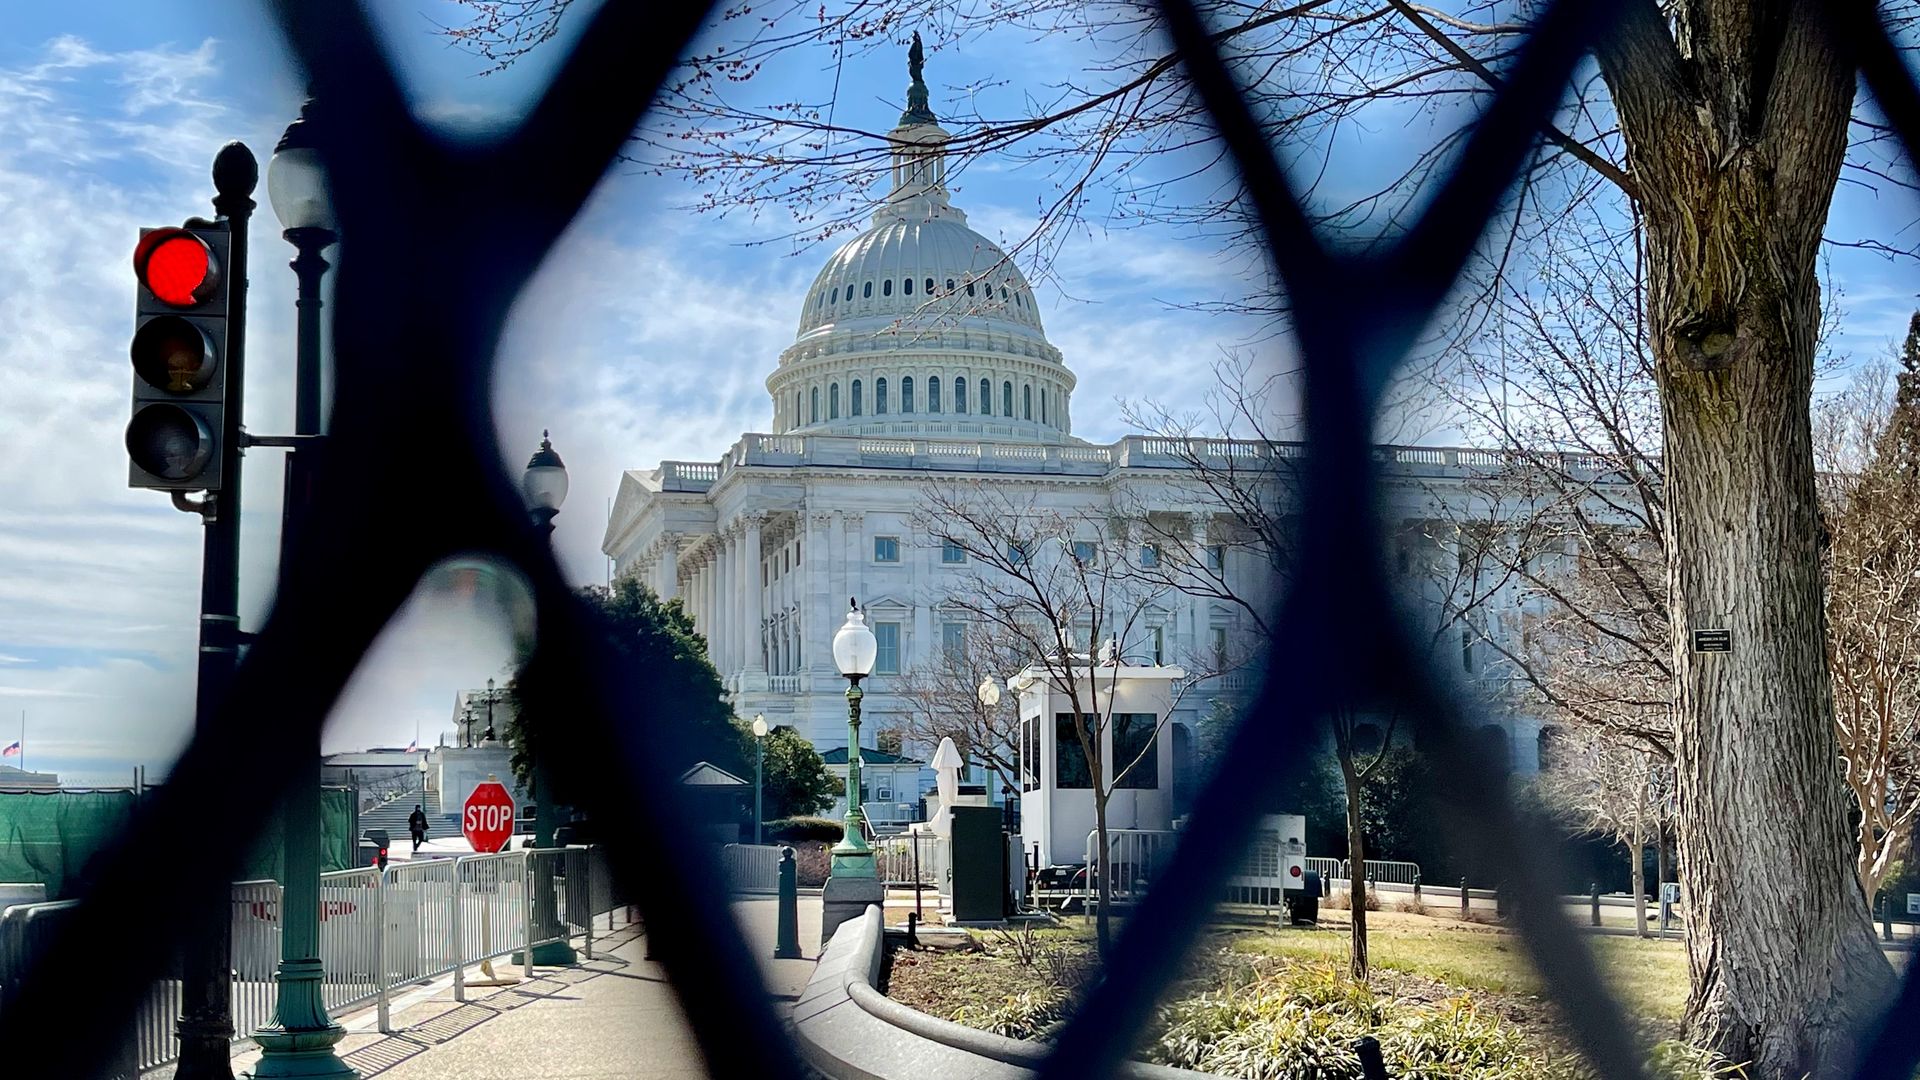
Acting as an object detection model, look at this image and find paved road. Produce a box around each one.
[143,897,828,1080]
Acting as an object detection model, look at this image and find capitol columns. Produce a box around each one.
[744,513,767,676]
[715,527,733,676]
[658,532,681,602]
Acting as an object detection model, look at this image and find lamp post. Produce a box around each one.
[483,677,497,744]
[521,430,577,966]
[977,676,1013,831]
[248,98,353,1080]
[830,600,879,874]
[752,714,769,845]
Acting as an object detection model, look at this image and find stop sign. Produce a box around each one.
[462,779,516,853]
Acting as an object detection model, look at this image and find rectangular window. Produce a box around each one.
[941,538,966,564]
[942,622,966,658]
[1205,544,1225,572]
[1461,627,1475,673]
[1211,627,1228,670]
[874,536,900,563]
[1009,541,1030,566]
[1140,543,1161,568]
[1072,540,1097,565]
[877,787,893,801]
[875,621,901,674]
[877,728,903,756]
[1021,716,1038,792]
[1113,713,1159,789]
[1055,713,1093,789]
[1152,625,1165,665]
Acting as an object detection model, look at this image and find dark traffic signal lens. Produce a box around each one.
[133,229,220,307]
[126,404,214,481]
[131,317,216,394]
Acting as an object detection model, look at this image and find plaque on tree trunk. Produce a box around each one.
[1692,629,1732,653]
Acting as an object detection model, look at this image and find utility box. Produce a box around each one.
[950,806,1007,922]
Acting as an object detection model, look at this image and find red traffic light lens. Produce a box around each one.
[126,404,214,481]
[134,229,220,307]
[131,316,216,394]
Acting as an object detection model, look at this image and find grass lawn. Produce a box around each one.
[887,909,1713,1077]
[1234,909,1691,1030]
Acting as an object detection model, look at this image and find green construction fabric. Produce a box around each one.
[236,787,356,881]
[0,791,137,900]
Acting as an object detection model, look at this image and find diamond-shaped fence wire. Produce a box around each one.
[4,1,1920,1077]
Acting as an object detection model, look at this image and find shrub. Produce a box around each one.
[953,988,1073,1040]
[765,816,843,843]
[1394,898,1430,916]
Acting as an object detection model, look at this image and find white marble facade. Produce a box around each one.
[602,81,1562,786]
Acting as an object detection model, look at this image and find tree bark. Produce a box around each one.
[1341,755,1368,981]
[1092,792,1112,956]
[1631,833,1648,938]
[1596,8,1896,1071]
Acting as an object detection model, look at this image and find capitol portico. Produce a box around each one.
[602,53,1557,809]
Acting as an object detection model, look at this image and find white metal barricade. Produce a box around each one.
[230,880,282,1049]
[318,866,383,1015]
[1084,829,1177,903]
[717,844,783,894]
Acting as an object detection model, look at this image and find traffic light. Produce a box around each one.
[127,224,232,492]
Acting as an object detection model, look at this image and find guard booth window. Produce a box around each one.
[1055,713,1093,789]
[1113,713,1159,789]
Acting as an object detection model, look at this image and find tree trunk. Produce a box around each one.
[1597,14,1897,1073]
[1092,793,1111,956]
[1342,758,1368,981]
[1656,827,1669,909]
[1631,834,1648,939]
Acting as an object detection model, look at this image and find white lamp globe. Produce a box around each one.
[522,430,569,512]
[832,599,879,677]
[976,677,1002,707]
[267,100,335,233]
[752,714,769,738]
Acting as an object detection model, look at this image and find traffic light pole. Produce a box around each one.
[173,142,257,1080]
[247,223,352,1080]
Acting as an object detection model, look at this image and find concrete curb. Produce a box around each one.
[791,904,1223,1079]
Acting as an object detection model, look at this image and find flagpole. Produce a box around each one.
[18,710,24,773]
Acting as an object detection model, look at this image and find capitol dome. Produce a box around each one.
[768,65,1076,443]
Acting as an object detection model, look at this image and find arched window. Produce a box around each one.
[876,377,889,414]
[925,277,935,295]
[794,390,801,428]
[1001,285,1009,300]
[882,280,893,297]
[862,281,873,299]
[844,283,854,302]
[966,280,976,297]
[851,379,863,417]
[1023,384,1033,420]
[1003,381,1014,416]
[979,379,992,415]
[829,382,840,419]
[929,377,942,413]
[1537,726,1562,772]
[954,378,967,413]
[1041,388,1048,424]
[946,278,955,293]
[902,377,914,413]
[904,278,914,296]
[810,386,820,423]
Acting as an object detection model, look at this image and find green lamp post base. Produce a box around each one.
[244,959,355,1079]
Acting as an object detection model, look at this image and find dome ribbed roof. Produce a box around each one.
[795,216,1046,342]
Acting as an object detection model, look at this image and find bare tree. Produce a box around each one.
[1535,724,1676,937]
[893,622,1029,795]
[913,480,1200,954]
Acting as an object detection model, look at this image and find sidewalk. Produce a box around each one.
[145,897,826,1079]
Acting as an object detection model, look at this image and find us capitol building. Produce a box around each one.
[601,55,1552,810]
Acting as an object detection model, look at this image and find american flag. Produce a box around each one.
[406,740,418,753]
[2,741,19,757]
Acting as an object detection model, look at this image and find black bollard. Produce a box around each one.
[774,846,802,959]
[1883,894,1894,943]
[1357,1035,1389,1079]
[1591,882,1601,927]
[1459,877,1469,920]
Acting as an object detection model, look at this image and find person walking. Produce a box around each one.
[408,804,429,854]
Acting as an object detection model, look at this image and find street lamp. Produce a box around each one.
[829,600,878,875]
[752,714,770,845]
[521,430,576,966]
[978,677,1012,831]
[247,98,353,1080]
[482,676,497,744]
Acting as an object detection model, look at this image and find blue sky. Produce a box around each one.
[3,3,1918,783]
